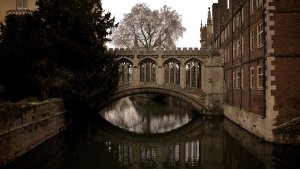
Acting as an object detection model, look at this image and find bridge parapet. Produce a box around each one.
[108,47,220,57]
[7,9,33,15]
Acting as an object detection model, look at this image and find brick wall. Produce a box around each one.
[272,1,300,56]
[270,0,300,125]
[222,0,265,115]
[272,57,300,125]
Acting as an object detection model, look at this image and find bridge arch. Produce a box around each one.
[118,58,133,64]
[99,86,209,115]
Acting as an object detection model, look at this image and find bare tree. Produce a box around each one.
[112,3,186,49]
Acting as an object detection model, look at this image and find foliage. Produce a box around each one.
[0,84,4,93]
[0,0,119,114]
[112,3,186,49]
[0,14,44,100]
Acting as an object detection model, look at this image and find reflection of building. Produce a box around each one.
[118,144,133,168]
[203,0,300,143]
[165,144,180,167]
[103,140,220,169]
[100,118,223,169]
[0,0,37,23]
[185,141,200,167]
[140,147,156,168]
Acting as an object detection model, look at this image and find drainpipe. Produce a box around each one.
[231,3,234,106]
[248,0,252,112]
[239,0,243,110]
[262,0,267,118]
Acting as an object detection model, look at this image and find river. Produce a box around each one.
[2,94,300,169]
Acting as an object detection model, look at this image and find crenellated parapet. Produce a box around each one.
[6,9,33,15]
[107,47,222,66]
[108,47,220,57]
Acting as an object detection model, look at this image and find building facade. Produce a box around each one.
[202,0,300,143]
[0,0,36,23]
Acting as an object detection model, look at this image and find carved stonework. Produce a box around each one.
[117,55,134,59]
[162,55,181,59]
[137,55,158,60]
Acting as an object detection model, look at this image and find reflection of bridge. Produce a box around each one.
[109,47,223,113]
[94,116,223,169]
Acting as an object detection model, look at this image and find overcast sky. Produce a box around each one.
[102,0,218,48]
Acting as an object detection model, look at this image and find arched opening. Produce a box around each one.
[185,59,202,89]
[164,59,180,86]
[139,59,156,83]
[118,59,132,85]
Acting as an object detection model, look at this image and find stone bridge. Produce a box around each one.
[108,47,223,114]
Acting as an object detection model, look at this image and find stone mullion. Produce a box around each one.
[168,65,171,84]
[179,61,184,88]
[195,62,198,88]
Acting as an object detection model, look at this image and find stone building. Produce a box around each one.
[202,0,300,143]
[0,0,36,23]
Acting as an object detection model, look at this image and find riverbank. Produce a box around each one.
[0,99,70,167]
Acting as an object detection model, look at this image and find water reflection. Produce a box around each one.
[3,94,300,169]
[96,117,223,169]
[3,116,300,169]
[99,94,198,134]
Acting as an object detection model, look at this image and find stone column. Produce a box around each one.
[156,48,164,85]
[180,62,186,89]
[132,51,139,86]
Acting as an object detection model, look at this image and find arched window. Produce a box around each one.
[164,59,180,85]
[118,60,132,85]
[185,59,201,89]
[140,59,156,83]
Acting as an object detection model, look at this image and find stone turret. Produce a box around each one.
[200,7,214,49]
[207,7,213,37]
[200,21,208,48]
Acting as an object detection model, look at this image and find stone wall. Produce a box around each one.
[0,99,69,167]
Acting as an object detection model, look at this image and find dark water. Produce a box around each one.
[2,95,300,169]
